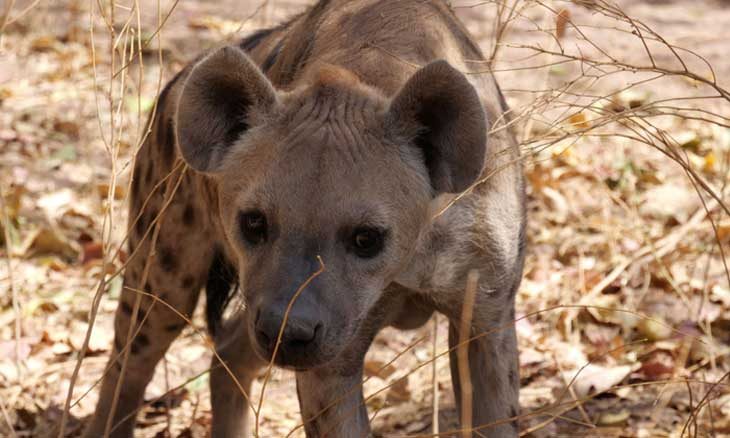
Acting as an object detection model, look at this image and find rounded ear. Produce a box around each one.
[387,60,487,194]
[176,45,277,173]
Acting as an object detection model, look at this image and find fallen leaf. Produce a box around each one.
[555,8,571,40]
[637,315,673,341]
[638,351,674,380]
[51,144,77,161]
[386,376,411,403]
[30,35,58,52]
[81,241,105,264]
[96,182,126,200]
[570,364,634,398]
[52,120,80,139]
[568,112,590,130]
[597,409,630,426]
[364,359,398,379]
[639,184,699,224]
[716,221,730,243]
[703,151,716,172]
[19,226,80,260]
[675,131,702,153]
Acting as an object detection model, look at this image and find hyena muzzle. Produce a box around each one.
[85,0,526,437]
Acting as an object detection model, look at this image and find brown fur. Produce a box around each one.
[85,1,525,437]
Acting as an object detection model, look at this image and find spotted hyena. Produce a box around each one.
[85,0,526,436]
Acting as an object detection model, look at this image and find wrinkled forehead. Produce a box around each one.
[260,122,405,224]
[222,67,431,227]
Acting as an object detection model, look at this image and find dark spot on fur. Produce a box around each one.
[269,1,330,86]
[131,175,140,203]
[145,164,154,185]
[136,307,147,324]
[134,213,147,237]
[136,206,158,238]
[154,77,175,147]
[182,275,195,289]
[240,27,276,53]
[147,208,158,227]
[262,39,283,73]
[182,204,195,226]
[165,323,184,332]
[156,79,174,112]
[509,405,520,431]
[130,333,150,354]
[161,118,176,166]
[135,333,150,347]
[158,245,178,273]
[205,250,238,336]
[114,334,124,352]
[120,301,132,315]
[155,115,167,150]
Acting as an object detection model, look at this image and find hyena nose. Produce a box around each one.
[254,308,322,354]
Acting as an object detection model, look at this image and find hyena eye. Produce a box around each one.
[350,227,385,258]
[239,210,268,245]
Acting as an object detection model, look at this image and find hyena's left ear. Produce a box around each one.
[387,60,487,194]
[176,45,277,173]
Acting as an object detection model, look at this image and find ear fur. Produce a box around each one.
[388,60,487,193]
[176,45,277,173]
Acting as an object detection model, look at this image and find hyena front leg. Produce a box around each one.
[84,170,216,438]
[445,289,520,438]
[294,302,393,438]
[209,311,266,438]
[296,364,370,438]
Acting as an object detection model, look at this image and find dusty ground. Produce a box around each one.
[1,0,730,437]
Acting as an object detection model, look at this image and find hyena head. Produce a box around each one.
[175,46,487,369]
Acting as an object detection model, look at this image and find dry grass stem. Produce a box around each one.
[458,270,479,438]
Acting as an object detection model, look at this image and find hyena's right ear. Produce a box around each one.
[176,45,277,173]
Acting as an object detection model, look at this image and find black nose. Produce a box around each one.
[254,307,322,356]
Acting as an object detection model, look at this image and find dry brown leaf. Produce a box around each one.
[364,359,398,379]
[568,112,590,130]
[570,364,634,398]
[19,226,80,260]
[386,377,411,404]
[81,241,104,264]
[637,350,674,381]
[96,182,126,200]
[555,8,571,40]
[637,316,673,341]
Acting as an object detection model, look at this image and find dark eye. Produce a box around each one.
[239,210,267,245]
[350,227,385,258]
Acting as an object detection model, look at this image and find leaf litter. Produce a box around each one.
[0,0,729,437]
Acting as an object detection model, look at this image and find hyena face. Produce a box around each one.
[175,46,487,368]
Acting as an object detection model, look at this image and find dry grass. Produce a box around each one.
[0,0,729,436]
